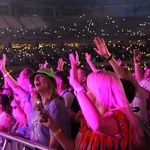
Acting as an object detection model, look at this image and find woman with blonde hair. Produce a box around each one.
[38,45,146,150]
[83,70,145,149]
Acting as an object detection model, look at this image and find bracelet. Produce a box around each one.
[106,54,113,61]
[4,72,9,77]
[74,86,85,96]
[53,128,62,136]
[134,62,140,65]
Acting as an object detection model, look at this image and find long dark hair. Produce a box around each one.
[47,77,59,103]
[0,94,10,113]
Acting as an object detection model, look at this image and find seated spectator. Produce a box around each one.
[29,68,71,149]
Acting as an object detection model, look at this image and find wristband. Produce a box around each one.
[134,62,140,65]
[4,72,9,77]
[74,86,85,96]
[53,128,62,136]
[106,54,113,61]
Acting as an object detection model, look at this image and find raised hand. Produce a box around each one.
[57,58,67,71]
[85,52,98,72]
[39,60,48,69]
[75,51,80,66]
[85,52,91,63]
[69,53,80,90]
[93,37,111,58]
[133,49,142,63]
[0,54,7,72]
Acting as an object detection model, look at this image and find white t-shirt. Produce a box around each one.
[60,90,74,108]
[139,78,150,92]
[130,86,148,122]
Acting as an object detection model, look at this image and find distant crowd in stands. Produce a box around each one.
[0,39,149,71]
[0,15,149,41]
[0,37,149,149]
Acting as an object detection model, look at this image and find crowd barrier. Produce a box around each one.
[0,132,53,150]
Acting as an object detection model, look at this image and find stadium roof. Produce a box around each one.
[1,0,150,7]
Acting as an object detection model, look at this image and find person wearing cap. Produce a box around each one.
[29,68,71,149]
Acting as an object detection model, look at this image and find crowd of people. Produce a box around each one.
[0,15,149,41]
[0,36,149,149]
[0,39,149,71]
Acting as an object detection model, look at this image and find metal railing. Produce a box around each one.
[0,132,54,150]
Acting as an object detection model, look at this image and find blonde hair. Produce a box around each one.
[87,71,144,149]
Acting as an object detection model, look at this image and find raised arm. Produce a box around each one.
[57,58,67,71]
[85,52,98,72]
[93,37,127,79]
[39,60,48,69]
[0,54,26,97]
[133,51,144,83]
[69,53,119,136]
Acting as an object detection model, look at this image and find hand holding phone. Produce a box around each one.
[36,99,48,121]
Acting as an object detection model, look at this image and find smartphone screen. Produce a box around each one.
[36,99,47,120]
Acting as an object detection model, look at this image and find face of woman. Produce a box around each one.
[33,74,51,93]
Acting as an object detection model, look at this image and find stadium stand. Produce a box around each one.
[0,16,9,28]
[30,16,47,28]
[3,15,22,29]
[19,16,37,29]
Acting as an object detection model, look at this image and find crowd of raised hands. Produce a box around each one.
[36,37,150,149]
[0,37,149,149]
